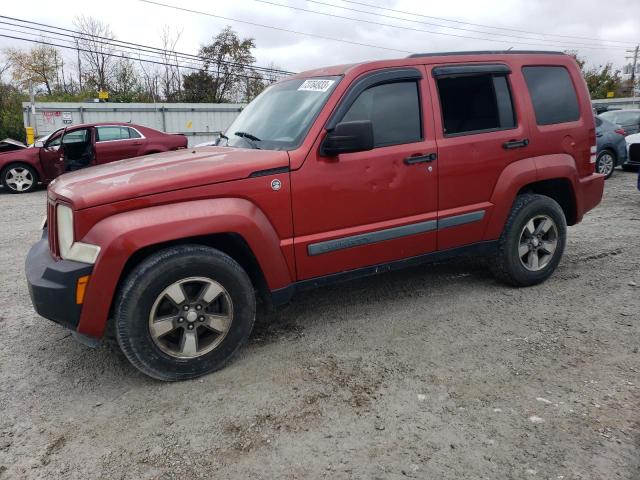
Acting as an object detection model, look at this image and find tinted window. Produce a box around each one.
[436,74,516,135]
[523,66,580,125]
[594,116,602,127]
[341,81,421,147]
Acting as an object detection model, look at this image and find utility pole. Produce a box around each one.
[625,45,639,104]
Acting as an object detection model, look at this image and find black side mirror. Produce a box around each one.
[320,120,374,157]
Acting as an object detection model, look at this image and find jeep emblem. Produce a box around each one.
[271,179,282,191]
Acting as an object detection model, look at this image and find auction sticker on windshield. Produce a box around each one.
[298,79,335,92]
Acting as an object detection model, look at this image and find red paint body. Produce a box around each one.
[42,52,603,339]
[0,122,187,184]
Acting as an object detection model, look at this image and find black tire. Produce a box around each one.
[621,164,638,172]
[595,150,616,179]
[1,163,38,193]
[115,245,256,381]
[491,194,567,287]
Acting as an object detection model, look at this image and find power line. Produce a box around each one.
[0,33,279,83]
[0,15,295,76]
[248,0,628,51]
[137,0,415,54]
[335,0,637,46]
[303,0,632,48]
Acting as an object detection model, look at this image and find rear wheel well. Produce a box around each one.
[518,178,577,226]
[110,233,271,327]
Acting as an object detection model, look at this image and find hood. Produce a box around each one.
[0,138,27,153]
[49,146,290,209]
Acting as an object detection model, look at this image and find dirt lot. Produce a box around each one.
[0,172,638,480]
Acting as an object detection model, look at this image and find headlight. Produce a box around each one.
[56,204,101,264]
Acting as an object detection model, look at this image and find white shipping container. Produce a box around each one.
[23,102,245,147]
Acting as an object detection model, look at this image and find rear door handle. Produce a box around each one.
[503,139,529,149]
[404,152,437,165]
[132,142,143,146]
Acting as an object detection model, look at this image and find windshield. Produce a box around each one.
[222,76,341,151]
[600,110,640,125]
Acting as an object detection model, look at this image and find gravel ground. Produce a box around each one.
[0,172,639,480]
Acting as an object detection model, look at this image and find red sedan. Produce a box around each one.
[0,123,187,193]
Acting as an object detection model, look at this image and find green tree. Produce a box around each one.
[182,26,260,102]
[567,51,622,99]
[0,82,26,142]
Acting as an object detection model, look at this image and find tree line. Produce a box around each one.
[0,17,284,142]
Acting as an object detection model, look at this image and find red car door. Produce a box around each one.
[94,126,144,164]
[426,60,532,251]
[38,129,65,181]
[291,66,439,280]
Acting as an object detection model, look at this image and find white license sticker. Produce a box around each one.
[298,79,335,92]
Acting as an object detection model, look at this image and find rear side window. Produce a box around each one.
[522,66,580,125]
[341,81,421,147]
[127,127,142,138]
[97,127,125,141]
[436,74,516,136]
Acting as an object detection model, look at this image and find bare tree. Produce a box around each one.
[159,26,183,101]
[73,15,117,91]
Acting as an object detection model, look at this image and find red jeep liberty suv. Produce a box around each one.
[26,51,604,381]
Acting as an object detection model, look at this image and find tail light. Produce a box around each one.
[615,128,626,136]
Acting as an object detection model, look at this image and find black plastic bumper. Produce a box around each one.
[25,232,93,331]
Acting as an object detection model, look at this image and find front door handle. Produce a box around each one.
[503,139,529,149]
[404,152,437,165]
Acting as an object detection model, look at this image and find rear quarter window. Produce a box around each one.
[522,66,580,125]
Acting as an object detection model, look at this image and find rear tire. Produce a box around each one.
[1,163,38,193]
[114,245,256,381]
[595,150,615,179]
[491,194,567,287]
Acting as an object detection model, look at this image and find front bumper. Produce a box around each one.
[25,231,93,331]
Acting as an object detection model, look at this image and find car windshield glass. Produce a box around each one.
[600,110,640,125]
[222,76,341,151]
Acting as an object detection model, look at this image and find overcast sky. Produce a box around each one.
[1,0,639,74]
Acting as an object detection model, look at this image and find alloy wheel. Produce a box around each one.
[518,215,559,271]
[597,153,614,177]
[149,276,234,359]
[5,167,34,192]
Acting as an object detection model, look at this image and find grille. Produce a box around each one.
[630,143,640,164]
[47,199,59,257]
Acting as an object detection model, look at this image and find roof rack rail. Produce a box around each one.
[407,50,565,58]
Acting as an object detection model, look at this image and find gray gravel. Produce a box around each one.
[0,172,639,479]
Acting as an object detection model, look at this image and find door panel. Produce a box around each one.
[39,130,65,180]
[427,63,532,250]
[292,67,439,280]
[95,127,143,164]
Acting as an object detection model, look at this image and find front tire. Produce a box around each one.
[595,150,615,179]
[115,245,256,381]
[1,163,38,193]
[491,194,567,287]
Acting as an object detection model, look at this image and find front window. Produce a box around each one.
[341,81,422,147]
[221,76,341,151]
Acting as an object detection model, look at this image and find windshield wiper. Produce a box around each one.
[233,131,261,149]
